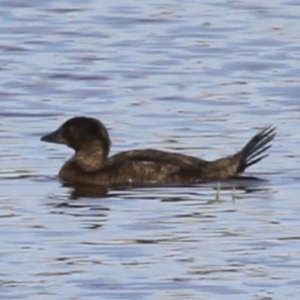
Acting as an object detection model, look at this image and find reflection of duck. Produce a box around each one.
[41,117,275,186]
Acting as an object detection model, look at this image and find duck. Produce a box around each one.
[40,116,276,186]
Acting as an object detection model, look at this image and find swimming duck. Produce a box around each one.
[41,116,275,186]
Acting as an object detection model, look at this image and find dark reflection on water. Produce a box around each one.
[62,177,269,199]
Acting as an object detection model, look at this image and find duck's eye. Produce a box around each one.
[68,126,74,133]
[62,125,74,137]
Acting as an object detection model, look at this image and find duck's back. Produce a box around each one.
[109,149,208,167]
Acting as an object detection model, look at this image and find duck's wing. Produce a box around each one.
[108,149,209,168]
[99,149,208,185]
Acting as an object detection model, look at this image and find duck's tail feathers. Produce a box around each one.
[237,125,276,174]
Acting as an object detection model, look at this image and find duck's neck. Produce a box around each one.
[72,142,108,172]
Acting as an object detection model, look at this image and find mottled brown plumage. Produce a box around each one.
[41,117,276,186]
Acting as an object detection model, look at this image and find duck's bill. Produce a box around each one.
[40,129,66,145]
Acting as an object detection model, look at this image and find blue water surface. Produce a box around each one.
[0,0,299,299]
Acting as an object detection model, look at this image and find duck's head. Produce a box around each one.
[41,116,111,157]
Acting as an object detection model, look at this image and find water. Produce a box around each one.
[0,0,299,299]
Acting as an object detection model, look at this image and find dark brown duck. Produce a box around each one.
[41,117,276,186]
